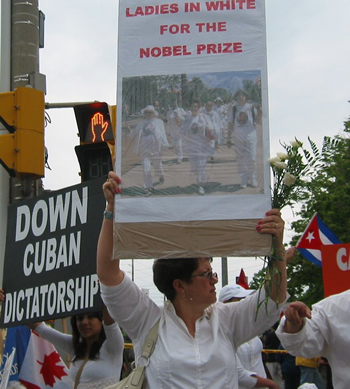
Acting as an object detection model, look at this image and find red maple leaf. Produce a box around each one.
[19,380,40,389]
[37,351,68,387]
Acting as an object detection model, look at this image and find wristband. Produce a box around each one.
[103,210,113,220]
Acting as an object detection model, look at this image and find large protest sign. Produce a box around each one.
[115,0,272,259]
[0,177,106,327]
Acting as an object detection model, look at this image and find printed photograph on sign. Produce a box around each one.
[120,70,264,198]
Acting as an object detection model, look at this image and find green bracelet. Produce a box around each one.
[103,210,113,220]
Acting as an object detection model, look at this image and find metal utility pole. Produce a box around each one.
[0,0,11,287]
[0,0,45,284]
[11,0,40,89]
[221,257,228,287]
[10,0,46,201]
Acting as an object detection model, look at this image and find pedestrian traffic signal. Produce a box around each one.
[74,103,115,181]
[0,87,45,179]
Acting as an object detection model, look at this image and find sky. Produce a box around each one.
[36,0,350,304]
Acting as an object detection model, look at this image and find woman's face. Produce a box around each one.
[76,314,102,342]
[184,258,218,307]
[237,93,246,105]
[144,110,155,119]
[191,103,200,115]
[206,102,214,112]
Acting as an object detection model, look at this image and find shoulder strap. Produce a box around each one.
[126,320,160,388]
[74,357,89,389]
[140,319,160,360]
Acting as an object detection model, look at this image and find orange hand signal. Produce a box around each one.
[91,112,109,142]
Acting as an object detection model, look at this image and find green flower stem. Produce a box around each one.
[257,138,319,318]
[256,236,287,319]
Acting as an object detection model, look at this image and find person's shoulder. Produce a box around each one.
[314,289,350,311]
[211,300,239,316]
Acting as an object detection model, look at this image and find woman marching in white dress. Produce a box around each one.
[131,105,169,196]
[180,100,215,195]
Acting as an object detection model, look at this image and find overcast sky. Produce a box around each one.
[37,0,350,302]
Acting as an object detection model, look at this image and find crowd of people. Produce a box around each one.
[0,166,347,388]
[126,91,261,195]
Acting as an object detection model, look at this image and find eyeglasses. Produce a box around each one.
[191,270,218,280]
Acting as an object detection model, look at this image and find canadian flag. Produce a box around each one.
[0,326,73,388]
[296,213,341,267]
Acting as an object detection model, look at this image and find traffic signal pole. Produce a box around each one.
[0,0,11,287]
[11,0,40,88]
[0,0,44,284]
[10,0,44,201]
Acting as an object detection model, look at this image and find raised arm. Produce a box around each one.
[103,304,115,326]
[257,209,287,303]
[97,172,124,286]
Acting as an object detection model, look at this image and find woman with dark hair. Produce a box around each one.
[69,311,105,361]
[25,307,124,388]
[97,171,289,389]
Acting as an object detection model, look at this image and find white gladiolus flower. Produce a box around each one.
[283,173,297,186]
[268,157,281,165]
[290,140,302,148]
[277,152,288,160]
[274,161,287,170]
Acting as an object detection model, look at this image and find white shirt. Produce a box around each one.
[276,289,350,389]
[237,337,266,388]
[132,117,169,156]
[35,321,124,388]
[101,274,286,389]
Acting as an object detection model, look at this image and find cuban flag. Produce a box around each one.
[0,326,73,388]
[296,213,341,267]
[236,268,249,289]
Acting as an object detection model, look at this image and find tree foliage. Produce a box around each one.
[251,111,350,307]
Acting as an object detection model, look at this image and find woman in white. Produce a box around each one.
[24,309,123,388]
[219,284,280,389]
[180,100,215,195]
[131,105,169,195]
[97,171,288,389]
[166,107,187,164]
[228,91,258,188]
[204,100,224,149]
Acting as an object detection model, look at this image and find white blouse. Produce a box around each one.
[276,289,350,389]
[101,273,286,389]
[35,321,124,388]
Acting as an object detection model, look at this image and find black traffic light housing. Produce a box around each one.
[74,103,115,181]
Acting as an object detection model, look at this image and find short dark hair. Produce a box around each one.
[234,89,249,100]
[153,258,212,301]
[70,311,106,361]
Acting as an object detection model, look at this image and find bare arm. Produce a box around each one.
[96,171,124,287]
[257,209,287,303]
[254,376,280,388]
[285,246,297,264]
[103,304,115,326]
